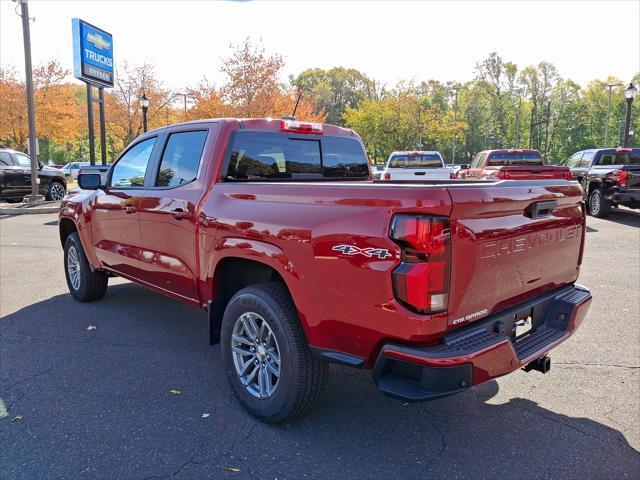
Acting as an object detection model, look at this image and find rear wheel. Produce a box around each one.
[221,283,328,423]
[47,181,66,201]
[64,233,108,302]
[588,188,611,218]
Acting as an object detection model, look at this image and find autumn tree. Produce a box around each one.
[106,62,179,155]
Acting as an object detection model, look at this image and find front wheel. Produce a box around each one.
[47,181,66,201]
[588,188,611,218]
[64,233,108,302]
[221,283,328,423]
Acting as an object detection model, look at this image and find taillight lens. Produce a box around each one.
[617,170,628,187]
[498,170,509,180]
[450,172,457,179]
[390,215,450,313]
[383,172,391,180]
[565,170,573,180]
[280,119,323,134]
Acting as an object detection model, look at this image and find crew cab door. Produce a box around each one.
[92,137,157,278]
[0,151,27,199]
[11,152,35,198]
[135,125,216,303]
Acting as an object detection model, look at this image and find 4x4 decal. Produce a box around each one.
[332,244,392,259]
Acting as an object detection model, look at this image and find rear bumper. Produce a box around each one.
[611,190,640,204]
[372,284,591,401]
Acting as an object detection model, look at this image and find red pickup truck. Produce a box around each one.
[460,149,572,180]
[59,119,591,423]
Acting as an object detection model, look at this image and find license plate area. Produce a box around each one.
[494,307,535,340]
[514,310,533,339]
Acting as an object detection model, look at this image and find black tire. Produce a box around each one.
[588,188,611,218]
[47,181,66,201]
[64,233,108,302]
[221,283,328,423]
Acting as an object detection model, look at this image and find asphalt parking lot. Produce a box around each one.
[1,210,639,480]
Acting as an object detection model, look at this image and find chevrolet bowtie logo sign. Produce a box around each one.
[86,32,111,50]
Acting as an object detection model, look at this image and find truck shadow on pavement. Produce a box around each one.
[601,208,640,227]
[1,282,638,480]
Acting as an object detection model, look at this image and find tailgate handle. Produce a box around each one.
[527,200,557,219]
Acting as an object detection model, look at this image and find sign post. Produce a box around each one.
[72,18,113,166]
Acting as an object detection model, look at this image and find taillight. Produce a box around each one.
[383,172,391,180]
[280,119,323,134]
[565,170,573,180]
[390,215,451,313]
[617,170,628,187]
[450,172,457,179]
[498,170,509,180]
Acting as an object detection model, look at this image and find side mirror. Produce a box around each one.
[78,171,102,190]
[37,161,43,170]
[459,164,470,170]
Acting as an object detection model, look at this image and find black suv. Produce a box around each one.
[0,148,67,202]
[563,147,640,217]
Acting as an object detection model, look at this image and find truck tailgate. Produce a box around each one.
[386,168,452,180]
[446,181,584,328]
[488,166,569,180]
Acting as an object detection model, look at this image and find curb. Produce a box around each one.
[0,203,60,215]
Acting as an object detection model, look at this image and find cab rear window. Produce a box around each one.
[225,131,368,180]
[389,154,442,168]
[596,152,640,166]
[487,153,543,166]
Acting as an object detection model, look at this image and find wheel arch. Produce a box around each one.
[208,253,310,346]
[59,217,78,247]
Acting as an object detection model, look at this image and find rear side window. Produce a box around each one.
[487,152,543,166]
[110,138,156,187]
[156,131,208,187]
[388,154,443,168]
[565,152,583,168]
[226,131,368,180]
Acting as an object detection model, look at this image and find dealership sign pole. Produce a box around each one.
[72,19,114,166]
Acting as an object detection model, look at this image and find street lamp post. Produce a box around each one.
[623,83,638,148]
[140,93,149,133]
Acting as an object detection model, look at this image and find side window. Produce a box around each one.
[581,152,595,167]
[470,154,480,169]
[110,138,156,187]
[478,153,488,167]
[156,130,208,187]
[0,152,12,166]
[565,152,583,168]
[15,153,31,167]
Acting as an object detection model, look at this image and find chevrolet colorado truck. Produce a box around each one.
[563,147,640,217]
[380,151,455,180]
[460,149,572,181]
[59,118,591,423]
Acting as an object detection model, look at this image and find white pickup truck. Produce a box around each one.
[380,151,455,181]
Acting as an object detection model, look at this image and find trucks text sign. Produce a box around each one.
[72,18,113,87]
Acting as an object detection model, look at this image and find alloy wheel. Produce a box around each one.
[50,183,66,201]
[67,245,81,290]
[231,312,281,399]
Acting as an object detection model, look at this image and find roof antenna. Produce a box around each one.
[291,89,303,119]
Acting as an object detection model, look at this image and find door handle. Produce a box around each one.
[122,205,136,214]
[170,209,193,220]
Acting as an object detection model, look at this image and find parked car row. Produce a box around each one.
[0,148,68,202]
[371,146,639,218]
